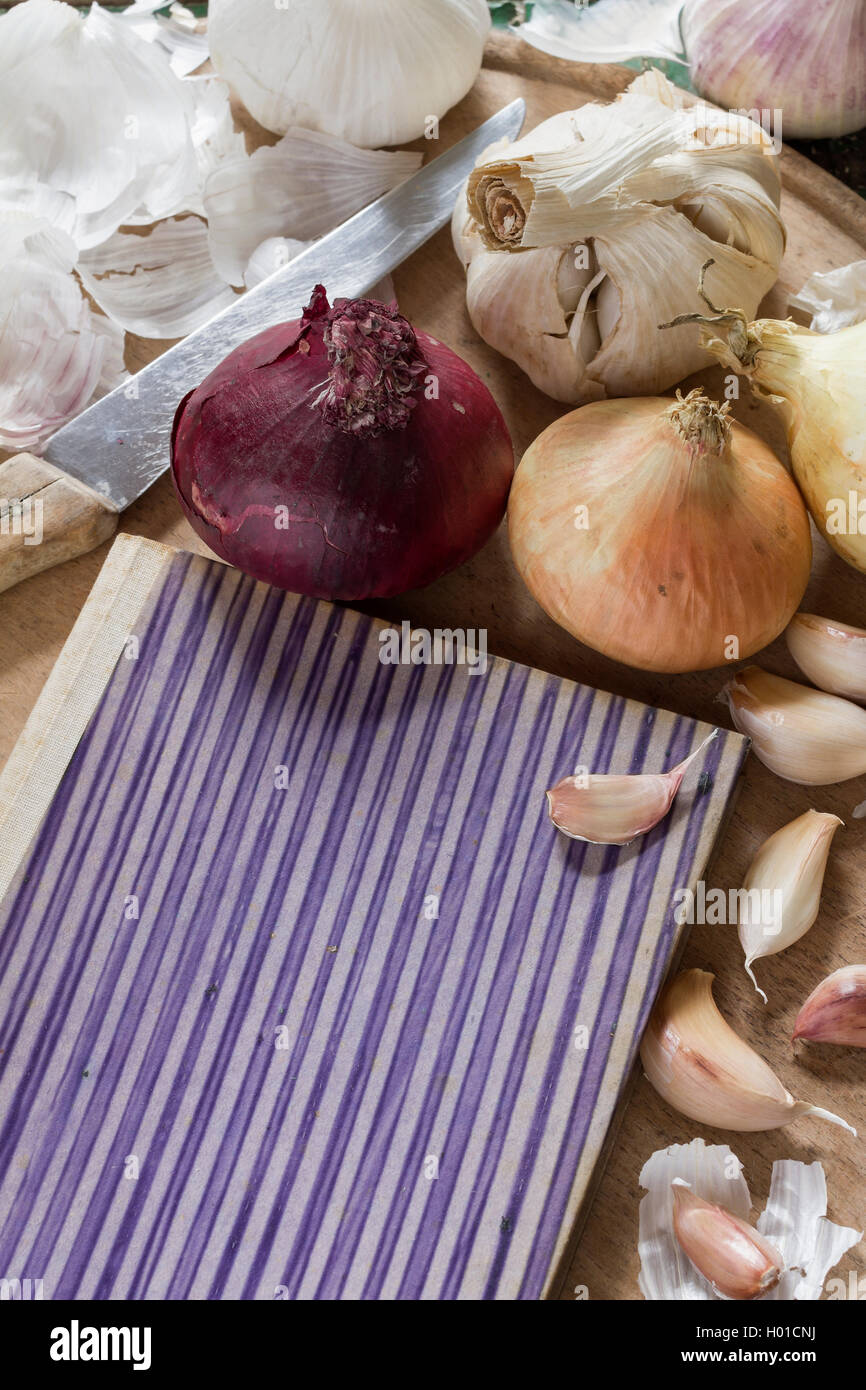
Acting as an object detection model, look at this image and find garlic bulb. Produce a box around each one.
[720,666,866,784]
[453,70,784,404]
[547,729,717,846]
[640,968,854,1133]
[508,391,811,673]
[794,965,866,1047]
[786,613,866,702]
[666,267,866,574]
[682,0,866,138]
[208,0,490,146]
[672,1183,783,1300]
[737,810,843,1002]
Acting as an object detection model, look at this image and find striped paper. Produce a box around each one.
[0,542,747,1299]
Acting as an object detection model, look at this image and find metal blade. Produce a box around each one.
[41,100,525,512]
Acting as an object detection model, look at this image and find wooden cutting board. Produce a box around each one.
[1,32,864,1299]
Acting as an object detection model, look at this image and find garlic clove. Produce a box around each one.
[640,968,855,1133]
[793,965,866,1047]
[737,810,843,1002]
[672,1182,783,1300]
[720,665,866,784]
[546,729,717,846]
[786,612,866,702]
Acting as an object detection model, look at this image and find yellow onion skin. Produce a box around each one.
[738,321,866,575]
[508,394,812,674]
[682,0,866,138]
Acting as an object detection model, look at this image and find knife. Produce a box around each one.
[0,99,525,596]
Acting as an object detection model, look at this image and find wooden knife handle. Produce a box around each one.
[0,453,119,595]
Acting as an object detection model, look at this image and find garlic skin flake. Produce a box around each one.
[0,0,205,250]
[455,71,783,403]
[78,217,236,340]
[639,1139,862,1301]
[721,666,866,785]
[737,810,842,1003]
[789,260,866,335]
[0,213,126,450]
[786,612,866,703]
[546,729,717,847]
[794,965,866,1048]
[672,1183,783,1301]
[203,129,422,288]
[208,0,490,146]
[640,968,855,1134]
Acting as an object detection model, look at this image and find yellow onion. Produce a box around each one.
[665,263,866,574]
[508,389,811,674]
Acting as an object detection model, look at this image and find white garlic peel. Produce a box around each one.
[640,969,855,1134]
[454,70,784,403]
[682,0,866,139]
[789,260,866,334]
[786,613,866,703]
[208,0,491,146]
[737,810,842,1003]
[721,666,866,786]
[203,128,422,288]
[639,1139,862,1301]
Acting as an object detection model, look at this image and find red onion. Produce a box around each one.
[170,286,514,598]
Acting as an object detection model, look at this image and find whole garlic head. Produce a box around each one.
[208,0,491,146]
[452,70,785,404]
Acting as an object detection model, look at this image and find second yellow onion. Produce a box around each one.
[508,390,812,674]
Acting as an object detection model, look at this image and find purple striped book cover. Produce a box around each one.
[0,536,747,1300]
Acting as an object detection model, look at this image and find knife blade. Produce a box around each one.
[40,100,525,512]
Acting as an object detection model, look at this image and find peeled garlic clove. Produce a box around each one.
[672,1183,783,1300]
[546,730,717,846]
[793,965,866,1047]
[786,612,866,702]
[720,665,866,784]
[737,810,843,1002]
[640,968,855,1133]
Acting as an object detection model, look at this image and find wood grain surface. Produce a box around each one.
[1,32,864,1300]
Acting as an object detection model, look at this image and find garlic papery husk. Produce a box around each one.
[546,729,717,847]
[121,0,209,80]
[519,0,686,65]
[508,392,811,673]
[757,1159,863,1301]
[737,810,843,1003]
[786,613,866,702]
[203,129,422,288]
[682,0,866,139]
[672,1183,783,1300]
[0,213,127,449]
[640,969,855,1133]
[208,0,490,145]
[639,1138,862,1301]
[720,666,866,785]
[666,268,866,575]
[0,0,207,250]
[456,70,783,404]
[789,260,866,334]
[794,966,866,1048]
[78,217,236,339]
